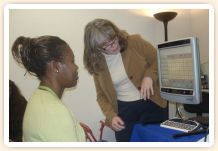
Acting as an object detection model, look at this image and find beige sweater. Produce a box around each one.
[103,52,140,101]
[93,34,167,125]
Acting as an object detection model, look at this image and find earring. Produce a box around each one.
[56,70,59,73]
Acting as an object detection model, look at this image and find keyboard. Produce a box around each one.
[160,118,200,132]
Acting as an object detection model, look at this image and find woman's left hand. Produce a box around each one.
[140,76,154,100]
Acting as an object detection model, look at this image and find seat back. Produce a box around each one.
[80,122,97,142]
[99,120,113,141]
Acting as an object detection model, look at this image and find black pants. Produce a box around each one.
[115,99,168,142]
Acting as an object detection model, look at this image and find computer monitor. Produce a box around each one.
[157,37,202,104]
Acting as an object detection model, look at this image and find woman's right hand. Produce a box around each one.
[112,116,125,131]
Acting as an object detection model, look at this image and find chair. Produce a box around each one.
[80,122,97,142]
[99,120,113,141]
[80,120,113,142]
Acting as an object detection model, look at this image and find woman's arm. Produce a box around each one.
[132,35,159,100]
[93,75,117,125]
[133,35,159,82]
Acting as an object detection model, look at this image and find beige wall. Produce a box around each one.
[9,8,209,141]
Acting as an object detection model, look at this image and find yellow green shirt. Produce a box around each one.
[23,88,86,142]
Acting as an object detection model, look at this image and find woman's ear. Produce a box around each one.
[50,60,61,73]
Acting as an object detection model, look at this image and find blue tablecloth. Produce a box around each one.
[130,123,206,142]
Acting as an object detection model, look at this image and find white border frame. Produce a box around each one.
[4,3,214,148]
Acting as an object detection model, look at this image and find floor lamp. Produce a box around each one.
[154,12,177,41]
[154,11,178,119]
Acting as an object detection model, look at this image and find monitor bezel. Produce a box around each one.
[157,37,202,104]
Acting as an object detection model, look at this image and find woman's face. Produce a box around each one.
[58,45,79,88]
[100,37,120,55]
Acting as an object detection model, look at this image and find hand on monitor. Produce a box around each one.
[140,76,154,100]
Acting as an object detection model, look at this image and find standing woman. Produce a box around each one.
[83,18,168,142]
[11,36,85,142]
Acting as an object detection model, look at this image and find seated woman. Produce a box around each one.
[11,35,86,142]
[9,80,27,142]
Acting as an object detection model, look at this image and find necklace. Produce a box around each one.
[38,85,59,99]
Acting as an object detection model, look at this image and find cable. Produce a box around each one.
[204,127,209,142]
[173,128,207,138]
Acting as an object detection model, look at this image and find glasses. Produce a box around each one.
[102,37,117,50]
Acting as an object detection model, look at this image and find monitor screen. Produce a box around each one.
[159,45,193,90]
[157,37,201,104]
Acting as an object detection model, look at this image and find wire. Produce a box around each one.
[204,127,209,142]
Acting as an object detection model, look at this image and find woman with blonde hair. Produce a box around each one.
[83,18,168,142]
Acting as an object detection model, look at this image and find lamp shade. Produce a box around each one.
[154,12,177,22]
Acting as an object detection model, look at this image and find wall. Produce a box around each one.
[190,9,209,77]
[9,9,209,141]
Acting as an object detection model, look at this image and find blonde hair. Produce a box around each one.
[83,18,128,75]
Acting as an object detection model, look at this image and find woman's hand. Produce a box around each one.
[112,116,125,131]
[140,76,154,100]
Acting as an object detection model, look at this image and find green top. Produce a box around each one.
[38,85,59,98]
[23,87,86,142]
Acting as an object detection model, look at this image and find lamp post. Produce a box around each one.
[154,12,177,41]
[154,12,177,119]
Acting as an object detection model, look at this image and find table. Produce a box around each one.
[130,123,207,142]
